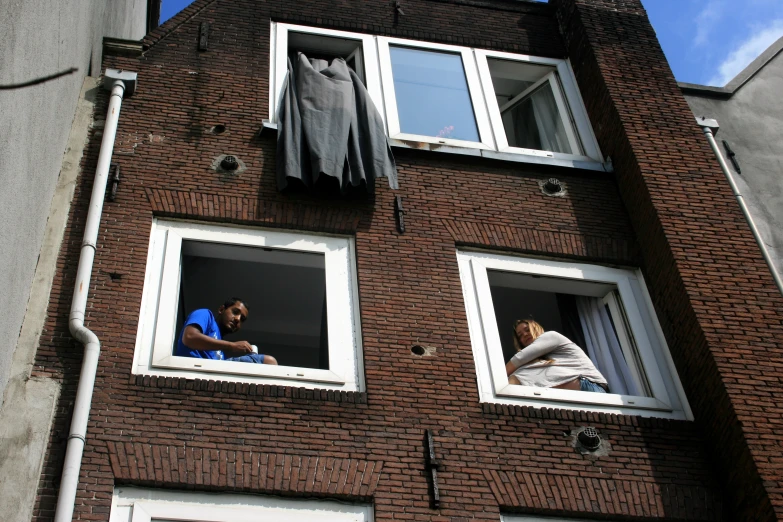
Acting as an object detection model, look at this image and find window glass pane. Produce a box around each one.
[487,58,573,154]
[389,46,479,141]
[502,84,572,153]
[176,241,329,370]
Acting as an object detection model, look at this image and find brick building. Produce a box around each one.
[28,0,783,521]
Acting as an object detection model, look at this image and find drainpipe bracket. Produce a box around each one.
[104,69,138,96]
[695,116,719,134]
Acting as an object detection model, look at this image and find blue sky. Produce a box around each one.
[160,0,783,86]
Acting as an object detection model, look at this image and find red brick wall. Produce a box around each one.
[31,0,783,520]
[553,0,783,520]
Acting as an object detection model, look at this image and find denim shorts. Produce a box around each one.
[579,377,607,393]
[227,353,265,364]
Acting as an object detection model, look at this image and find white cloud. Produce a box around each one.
[707,19,783,86]
[693,1,726,47]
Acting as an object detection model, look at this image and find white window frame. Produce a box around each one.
[268,23,604,167]
[132,219,365,392]
[269,23,384,127]
[457,250,692,420]
[109,487,374,522]
[376,36,495,150]
[474,49,601,161]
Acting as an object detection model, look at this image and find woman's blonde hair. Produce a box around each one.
[512,319,545,351]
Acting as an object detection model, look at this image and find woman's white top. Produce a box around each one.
[509,331,608,388]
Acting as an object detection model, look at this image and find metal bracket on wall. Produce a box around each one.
[107,163,120,202]
[394,195,405,233]
[394,0,404,25]
[424,429,440,509]
[199,22,210,51]
[722,140,742,174]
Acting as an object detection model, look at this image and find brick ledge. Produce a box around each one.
[131,374,368,404]
[107,442,383,500]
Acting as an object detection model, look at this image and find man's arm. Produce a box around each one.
[182,325,254,357]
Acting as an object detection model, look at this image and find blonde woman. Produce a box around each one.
[505,319,608,393]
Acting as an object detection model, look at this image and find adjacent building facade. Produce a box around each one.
[21,1,783,521]
[0,1,155,519]
[681,35,783,283]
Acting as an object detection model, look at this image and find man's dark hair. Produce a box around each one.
[223,297,247,311]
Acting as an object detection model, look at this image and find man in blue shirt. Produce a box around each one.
[175,297,278,365]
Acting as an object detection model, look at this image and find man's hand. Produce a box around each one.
[182,325,255,358]
[226,340,254,357]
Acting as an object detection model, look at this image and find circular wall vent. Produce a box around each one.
[577,427,602,450]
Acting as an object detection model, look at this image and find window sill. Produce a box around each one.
[260,121,610,172]
[131,373,368,404]
[482,388,688,420]
[389,138,611,172]
[152,355,348,385]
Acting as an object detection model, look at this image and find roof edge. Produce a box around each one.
[680,35,783,98]
[677,82,731,98]
[142,0,220,53]
[724,34,783,92]
[104,37,144,58]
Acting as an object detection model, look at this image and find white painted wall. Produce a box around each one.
[0,0,147,402]
[683,42,783,283]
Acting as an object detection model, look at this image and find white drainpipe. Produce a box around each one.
[54,69,137,522]
[696,116,783,296]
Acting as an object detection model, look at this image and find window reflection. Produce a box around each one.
[389,46,479,142]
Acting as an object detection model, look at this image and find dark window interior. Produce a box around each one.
[288,32,365,84]
[174,241,329,369]
[487,270,614,362]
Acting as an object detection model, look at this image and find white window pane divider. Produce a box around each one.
[557,59,603,160]
[602,291,651,396]
[151,228,182,365]
[613,277,671,405]
[470,258,514,390]
[545,72,582,154]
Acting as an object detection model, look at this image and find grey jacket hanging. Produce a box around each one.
[276,53,398,194]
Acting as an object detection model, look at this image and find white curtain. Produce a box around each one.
[575,296,641,396]
[529,82,571,154]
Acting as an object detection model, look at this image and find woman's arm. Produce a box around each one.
[182,325,254,357]
[507,332,565,371]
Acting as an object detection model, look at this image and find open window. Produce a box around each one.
[457,250,691,419]
[474,49,600,160]
[133,220,364,391]
[269,24,603,167]
[287,31,366,84]
[270,23,382,125]
[484,58,579,155]
[110,487,374,522]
